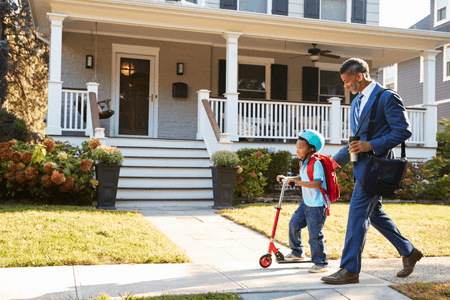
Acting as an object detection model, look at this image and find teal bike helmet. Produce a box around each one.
[298,129,325,153]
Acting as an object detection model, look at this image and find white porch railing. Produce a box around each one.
[61,89,89,133]
[199,91,426,146]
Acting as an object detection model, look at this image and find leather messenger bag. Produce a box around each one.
[361,89,408,198]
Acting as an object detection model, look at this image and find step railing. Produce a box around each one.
[61,89,90,134]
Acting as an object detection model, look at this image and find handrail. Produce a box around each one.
[202,99,221,142]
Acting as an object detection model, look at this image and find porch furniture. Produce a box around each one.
[77,96,115,123]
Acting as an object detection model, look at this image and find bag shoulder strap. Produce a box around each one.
[367,88,406,159]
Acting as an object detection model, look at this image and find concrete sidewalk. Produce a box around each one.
[0,201,412,300]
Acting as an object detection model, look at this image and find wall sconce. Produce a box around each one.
[86,55,94,69]
[177,63,184,75]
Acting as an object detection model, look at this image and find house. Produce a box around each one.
[379,0,450,132]
[28,0,450,201]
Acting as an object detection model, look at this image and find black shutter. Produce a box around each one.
[220,0,237,10]
[272,0,288,16]
[302,67,319,102]
[304,0,320,19]
[271,64,288,100]
[352,0,366,24]
[218,60,226,97]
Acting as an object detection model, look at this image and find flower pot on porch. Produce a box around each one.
[211,166,238,209]
[95,164,121,210]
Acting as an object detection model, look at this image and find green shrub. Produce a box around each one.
[0,109,28,143]
[437,118,450,159]
[211,150,239,167]
[265,149,293,192]
[235,150,271,199]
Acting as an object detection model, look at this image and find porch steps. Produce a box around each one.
[107,138,214,201]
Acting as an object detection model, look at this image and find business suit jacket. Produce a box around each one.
[333,82,412,181]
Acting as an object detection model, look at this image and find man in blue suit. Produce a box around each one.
[321,58,423,285]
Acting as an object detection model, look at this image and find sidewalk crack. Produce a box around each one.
[208,264,249,292]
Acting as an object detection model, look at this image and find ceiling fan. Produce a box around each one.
[291,44,341,62]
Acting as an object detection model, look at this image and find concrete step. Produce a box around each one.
[119,166,212,177]
[118,147,209,158]
[116,188,213,200]
[122,157,212,167]
[118,177,213,188]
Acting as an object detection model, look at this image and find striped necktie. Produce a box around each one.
[353,94,362,129]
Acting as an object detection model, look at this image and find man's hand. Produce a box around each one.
[349,140,373,154]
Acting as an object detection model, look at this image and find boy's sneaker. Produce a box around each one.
[284,253,305,261]
[309,265,329,273]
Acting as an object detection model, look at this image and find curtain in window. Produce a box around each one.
[322,0,346,22]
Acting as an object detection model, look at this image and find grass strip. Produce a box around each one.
[95,292,242,300]
[391,281,450,300]
[217,202,450,259]
[0,205,191,267]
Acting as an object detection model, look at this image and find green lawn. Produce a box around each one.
[217,202,450,259]
[0,205,191,267]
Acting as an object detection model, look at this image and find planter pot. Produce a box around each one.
[211,166,238,209]
[95,164,121,210]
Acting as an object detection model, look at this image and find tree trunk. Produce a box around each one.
[0,8,9,107]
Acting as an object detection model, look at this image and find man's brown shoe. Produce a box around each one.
[321,268,359,284]
[397,247,423,277]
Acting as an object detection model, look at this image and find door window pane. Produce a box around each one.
[239,0,266,13]
[319,70,345,102]
[238,64,266,99]
[321,0,346,22]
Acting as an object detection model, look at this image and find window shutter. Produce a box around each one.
[304,0,320,19]
[218,60,226,97]
[220,0,237,10]
[272,0,288,16]
[302,67,319,102]
[352,0,366,24]
[271,64,288,100]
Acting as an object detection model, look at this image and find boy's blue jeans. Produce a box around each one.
[289,201,328,267]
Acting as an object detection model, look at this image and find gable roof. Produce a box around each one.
[410,15,431,31]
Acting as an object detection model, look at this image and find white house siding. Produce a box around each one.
[61,32,212,139]
[367,0,379,26]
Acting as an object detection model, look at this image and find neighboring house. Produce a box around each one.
[28,0,450,201]
[380,0,450,132]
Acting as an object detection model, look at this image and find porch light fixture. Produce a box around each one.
[177,63,184,75]
[86,55,94,69]
[310,54,320,62]
[121,61,135,76]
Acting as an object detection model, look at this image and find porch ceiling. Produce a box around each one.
[30,0,450,68]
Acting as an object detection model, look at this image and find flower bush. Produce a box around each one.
[211,150,240,167]
[234,150,272,199]
[0,137,101,205]
[92,145,124,165]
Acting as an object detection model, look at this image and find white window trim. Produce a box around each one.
[444,44,450,82]
[236,0,270,14]
[434,0,449,27]
[180,0,205,7]
[315,62,347,103]
[383,63,398,92]
[238,56,274,100]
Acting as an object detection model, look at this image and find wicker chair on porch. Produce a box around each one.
[76,97,115,123]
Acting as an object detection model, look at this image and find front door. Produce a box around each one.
[115,55,155,136]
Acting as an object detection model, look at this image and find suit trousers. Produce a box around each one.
[340,180,414,274]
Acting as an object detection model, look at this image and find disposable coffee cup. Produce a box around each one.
[349,136,360,162]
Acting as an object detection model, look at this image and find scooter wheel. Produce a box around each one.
[259,254,272,268]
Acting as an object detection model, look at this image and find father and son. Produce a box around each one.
[276,57,423,284]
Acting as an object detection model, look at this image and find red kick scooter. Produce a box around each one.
[259,179,312,268]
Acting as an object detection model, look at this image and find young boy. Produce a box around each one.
[277,129,329,273]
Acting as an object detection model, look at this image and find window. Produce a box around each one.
[383,64,397,91]
[444,44,450,81]
[435,0,448,26]
[321,0,346,22]
[239,0,267,13]
[319,70,345,102]
[237,56,274,99]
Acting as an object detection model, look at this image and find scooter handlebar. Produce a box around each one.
[279,178,296,188]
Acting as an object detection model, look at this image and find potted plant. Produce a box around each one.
[210,150,240,209]
[92,142,124,210]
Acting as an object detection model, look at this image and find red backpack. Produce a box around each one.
[300,153,340,216]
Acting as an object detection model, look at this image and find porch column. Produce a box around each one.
[197,89,211,140]
[328,97,342,144]
[87,82,100,139]
[46,13,67,135]
[222,32,242,142]
[421,50,439,148]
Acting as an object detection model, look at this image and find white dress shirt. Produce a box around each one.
[357,80,376,117]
